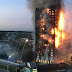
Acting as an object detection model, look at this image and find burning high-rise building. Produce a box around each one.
[35,0,63,64]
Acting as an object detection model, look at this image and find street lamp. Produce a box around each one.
[9,55,11,58]
[25,38,29,43]
[20,38,29,61]
[8,55,11,60]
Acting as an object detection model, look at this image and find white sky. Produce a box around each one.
[0,0,33,31]
[0,0,72,31]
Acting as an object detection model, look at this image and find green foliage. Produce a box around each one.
[0,32,6,40]
[0,53,8,60]
[22,44,34,62]
[0,31,33,61]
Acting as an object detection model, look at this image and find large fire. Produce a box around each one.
[40,9,65,49]
[55,10,64,48]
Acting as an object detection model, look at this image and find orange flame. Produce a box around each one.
[42,27,45,30]
[51,28,54,35]
[46,8,49,13]
[59,11,64,30]
[55,10,64,49]
[40,34,45,38]
[55,31,60,48]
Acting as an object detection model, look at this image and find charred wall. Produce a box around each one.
[35,1,62,64]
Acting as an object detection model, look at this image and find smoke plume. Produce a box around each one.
[27,0,72,62]
[27,0,62,12]
[27,0,63,52]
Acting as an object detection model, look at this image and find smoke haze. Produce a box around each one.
[27,0,72,62]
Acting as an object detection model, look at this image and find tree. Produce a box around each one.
[0,53,8,60]
[22,50,34,62]
[21,44,34,62]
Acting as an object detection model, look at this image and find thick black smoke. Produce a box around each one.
[27,0,72,62]
[27,0,62,12]
[27,0,63,52]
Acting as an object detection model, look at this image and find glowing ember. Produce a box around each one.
[40,23,45,26]
[42,27,45,30]
[49,39,51,42]
[44,44,47,47]
[46,8,49,13]
[48,39,52,43]
[43,36,46,40]
[40,34,45,38]
[43,34,45,37]
[51,28,54,35]
[40,19,44,22]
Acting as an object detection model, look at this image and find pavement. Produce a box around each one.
[38,70,56,72]
[38,69,72,72]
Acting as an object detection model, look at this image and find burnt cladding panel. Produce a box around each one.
[35,8,40,44]
[35,5,61,64]
[35,8,44,52]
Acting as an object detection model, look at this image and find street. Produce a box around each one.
[38,70,56,72]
